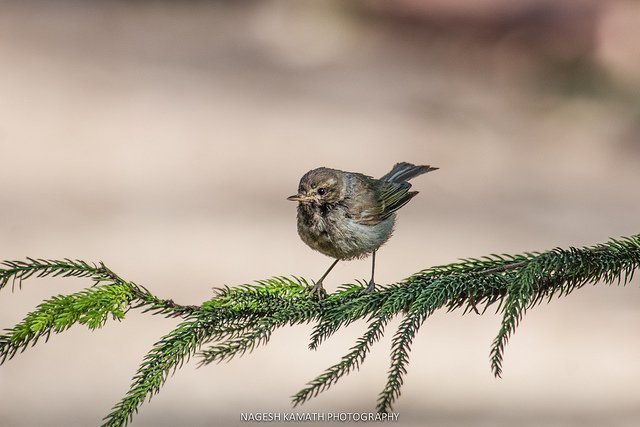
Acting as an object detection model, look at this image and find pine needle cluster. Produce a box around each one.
[0,235,639,426]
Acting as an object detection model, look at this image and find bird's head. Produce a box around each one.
[287,167,345,205]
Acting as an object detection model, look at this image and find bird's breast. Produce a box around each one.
[296,204,395,260]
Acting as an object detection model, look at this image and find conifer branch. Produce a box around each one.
[0,258,99,291]
[0,235,638,426]
[0,284,134,364]
[293,314,391,406]
[0,259,198,366]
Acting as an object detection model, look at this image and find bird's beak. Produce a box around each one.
[287,194,309,202]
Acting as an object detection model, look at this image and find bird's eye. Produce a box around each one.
[317,187,326,196]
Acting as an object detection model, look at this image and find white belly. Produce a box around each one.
[298,210,395,260]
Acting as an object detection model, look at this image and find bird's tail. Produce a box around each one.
[380,162,438,183]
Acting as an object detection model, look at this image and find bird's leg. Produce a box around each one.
[311,258,339,296]
[364,251,377,292]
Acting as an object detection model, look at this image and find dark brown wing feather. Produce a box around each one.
[343,173,382,225]
[345,163,437,225]
[375,162,438,219]
[344,174,414,225]
[377,181,417,219]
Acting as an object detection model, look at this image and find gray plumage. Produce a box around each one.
[288,162,438,293]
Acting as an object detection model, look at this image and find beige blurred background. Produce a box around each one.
[0,1,639,426]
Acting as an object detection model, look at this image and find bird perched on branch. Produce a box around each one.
[287,162,438,294]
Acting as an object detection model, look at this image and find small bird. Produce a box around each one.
[287,162,438,294]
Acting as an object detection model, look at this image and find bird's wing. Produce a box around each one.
[346,176,417,225]
[376,180,417,220]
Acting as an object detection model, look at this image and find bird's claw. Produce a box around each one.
[362,280,376,293]
[307,281,327,299]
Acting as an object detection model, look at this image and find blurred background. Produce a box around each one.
[0,0,639,426]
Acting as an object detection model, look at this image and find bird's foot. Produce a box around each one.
[362,279,376,293]
[307,281,328,299]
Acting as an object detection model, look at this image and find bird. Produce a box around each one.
[287,162,438,294]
